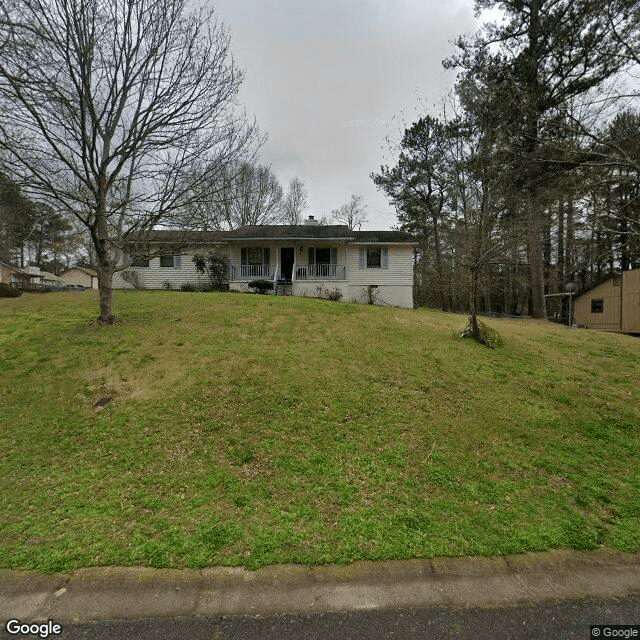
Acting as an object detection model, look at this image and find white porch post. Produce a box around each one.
[292,243,297,282]
[274,244,280,286]
[344,240,348,281]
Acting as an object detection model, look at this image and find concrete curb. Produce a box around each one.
[1,550,639,623]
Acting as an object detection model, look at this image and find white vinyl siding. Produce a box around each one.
[350,245,411,285]
[113,239,414,307]
[113,247,227,289]
[348,244,414,307]
[228,244,274,280]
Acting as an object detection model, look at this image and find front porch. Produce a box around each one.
[295,264,346,280]
[228,264,272,280]
[228,244,346,290]
[228,264,346,282]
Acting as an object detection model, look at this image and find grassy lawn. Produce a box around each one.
[1,290,639,573]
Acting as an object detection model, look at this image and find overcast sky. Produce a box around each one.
[212,0,482,230]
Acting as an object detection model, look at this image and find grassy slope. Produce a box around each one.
[0,290,638,573]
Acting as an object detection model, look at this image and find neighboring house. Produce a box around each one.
[39,271,64,288]
[0,261,41,290]
[573,268,640,333]
[60,267,99,289]
[112,219,416,307]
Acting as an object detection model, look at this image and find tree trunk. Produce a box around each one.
[527,190,547,319]
[470,266,480,340]
[94,195,117,324]
[543,206,552,288]
[557,198,565,287]
[432,214,447,310]
[97,261,117,324]
[484,285,491,315]
[419,240,430,307]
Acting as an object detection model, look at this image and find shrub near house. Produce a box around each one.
[0,282,22,297]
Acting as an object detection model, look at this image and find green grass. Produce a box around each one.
[1,290,639,573]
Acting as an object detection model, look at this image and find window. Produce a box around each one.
[160,255,174,267]
[359,247,388,269]
[591,299,604,313]
[367,248,381,268]
[240,247,270,277]
[131,257,149,267]
[308,247,336,264]
[241,247,270,265]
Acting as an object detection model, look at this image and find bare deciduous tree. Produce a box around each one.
[174,161,284,230]
[282,177,309,225]
[331,194,369,230]
[0,0,255,323]
[221,163,284,228]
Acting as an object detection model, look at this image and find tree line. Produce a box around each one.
[373,0,640,320]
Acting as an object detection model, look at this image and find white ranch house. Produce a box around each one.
[113,219,416,308]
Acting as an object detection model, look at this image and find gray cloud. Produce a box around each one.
[213,0,479,228]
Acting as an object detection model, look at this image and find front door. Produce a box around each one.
[280,247,295,281]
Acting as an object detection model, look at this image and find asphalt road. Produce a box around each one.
[4,595,638,640]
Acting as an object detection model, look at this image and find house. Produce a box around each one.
[572,268,640,333]
[38,271,64,288]
[59,267,99,290]
[0,261,42,290]
[112,219,416,307]
[114,229,225,290]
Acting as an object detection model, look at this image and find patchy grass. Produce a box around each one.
[1,290,639,573]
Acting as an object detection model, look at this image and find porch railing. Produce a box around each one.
[12,281,42,291]
[229,264,271,280]
[295,264,345,280]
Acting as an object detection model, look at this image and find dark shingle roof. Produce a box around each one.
[225,225,415,242]
[127,230,225,243]
[225,225,352,239]
[351,230,415,243]
[128,226,415,243]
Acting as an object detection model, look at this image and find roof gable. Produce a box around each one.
[64,267,98,277]
[574,272,620,298]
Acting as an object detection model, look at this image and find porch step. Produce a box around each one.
[274,281,292,296]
